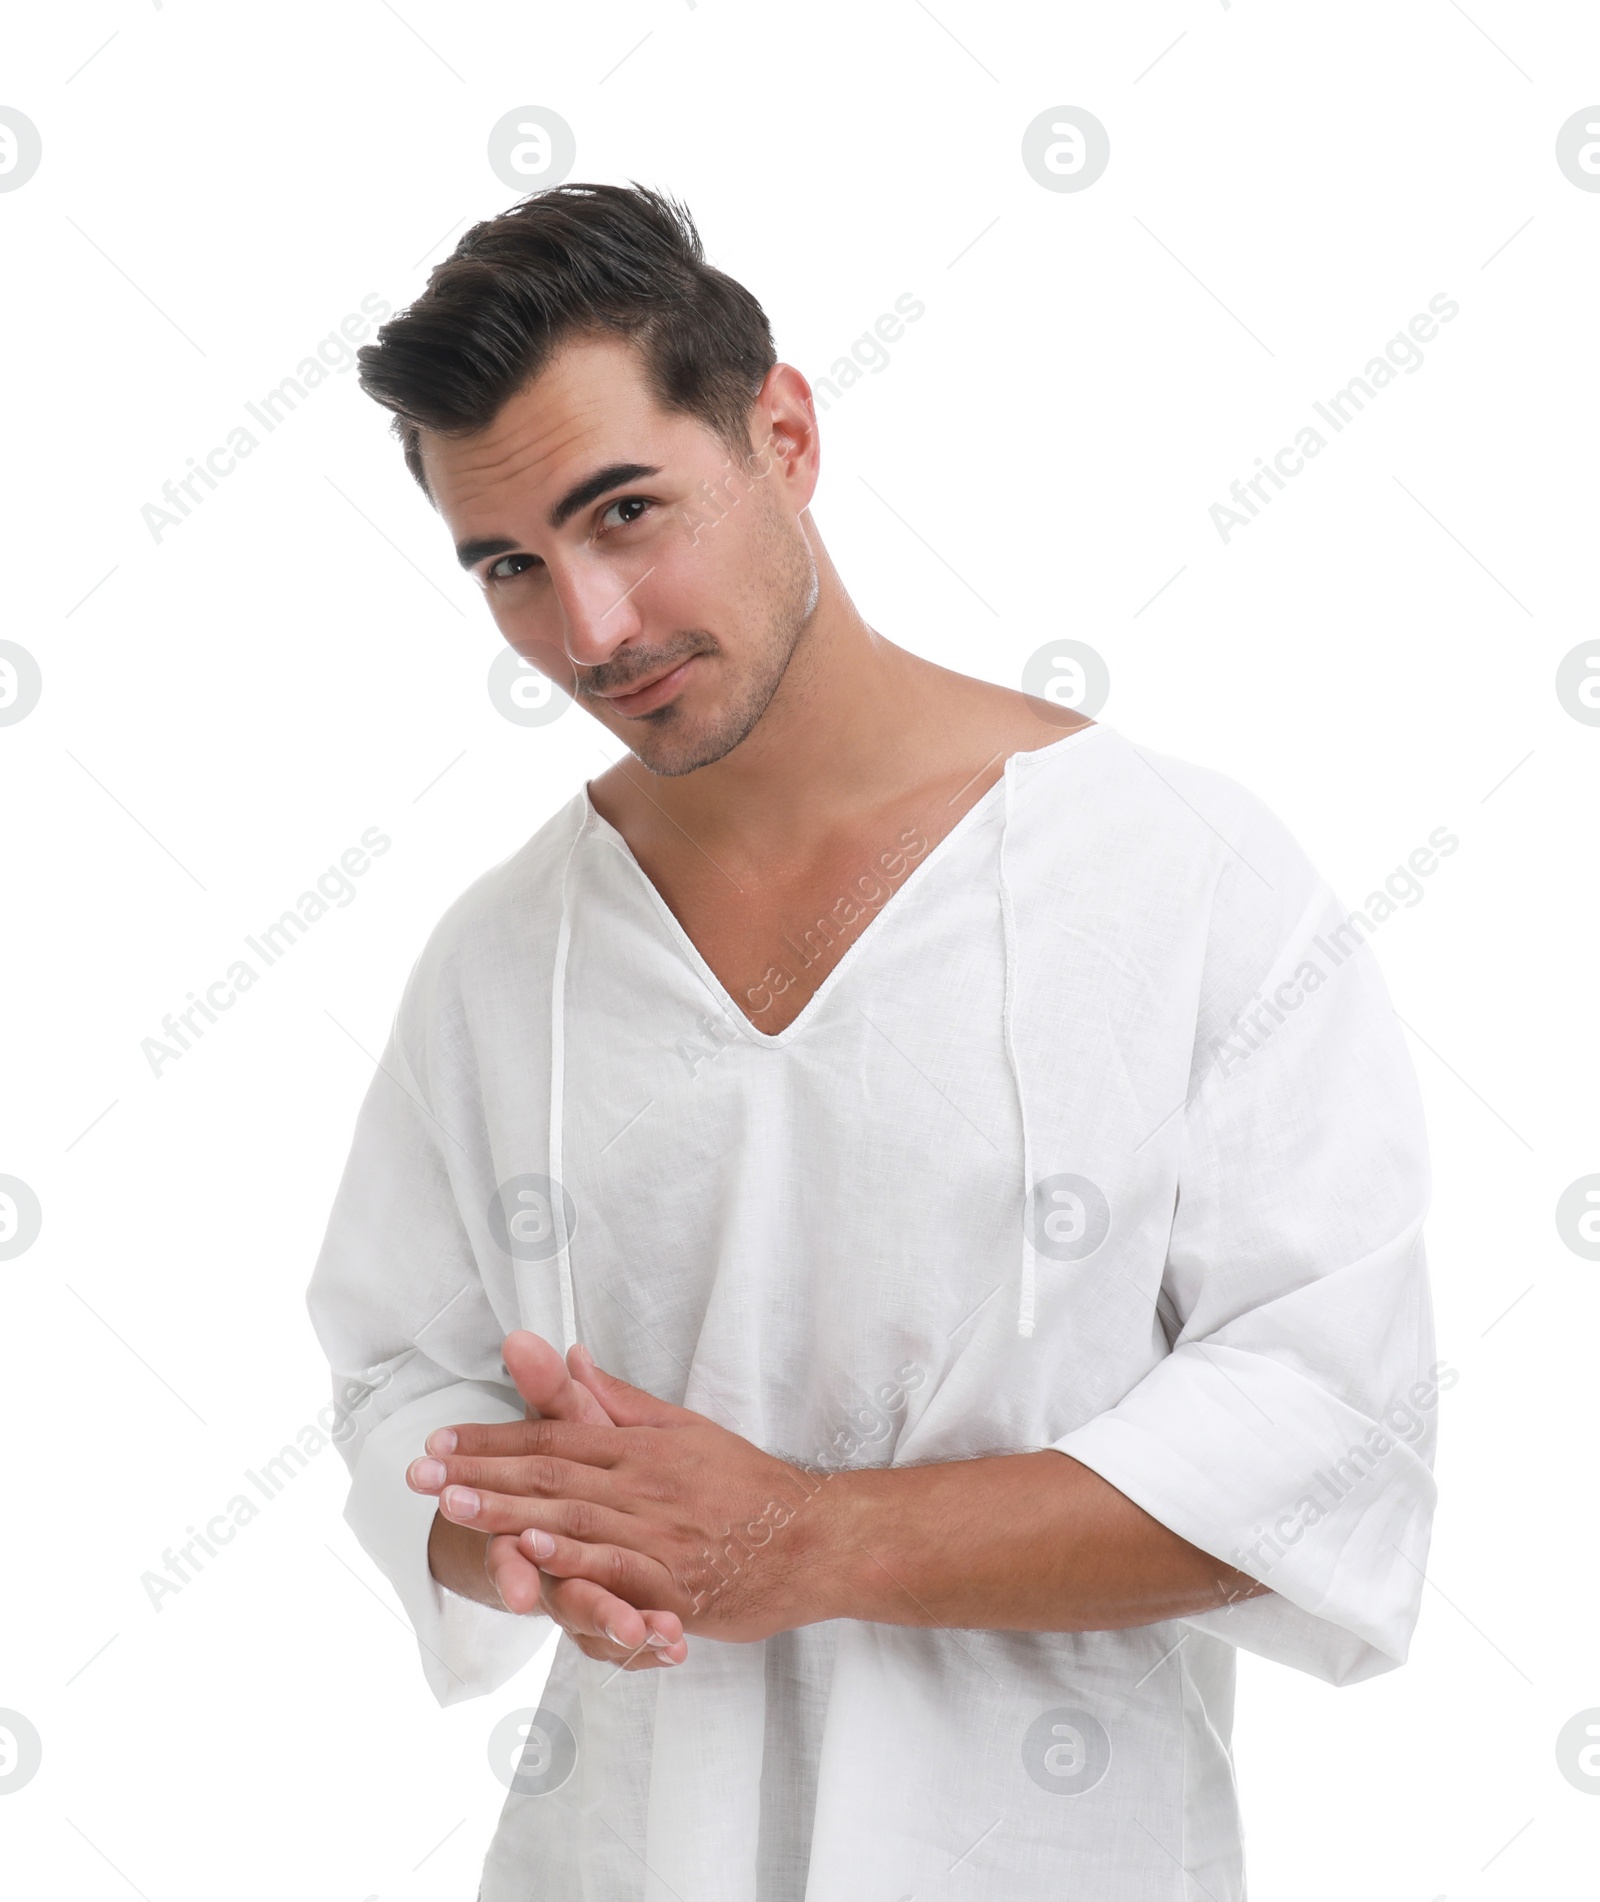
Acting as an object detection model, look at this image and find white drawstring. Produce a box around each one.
[540,782,1037,1345]
[539,810,585,1353]
[997,760,1036,1337]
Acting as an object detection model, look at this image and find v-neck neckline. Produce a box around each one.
[580,722,1104,1049]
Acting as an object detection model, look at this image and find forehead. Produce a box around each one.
[419,332,691,524]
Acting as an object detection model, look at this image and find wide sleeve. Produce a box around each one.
[1053,845,1440,1687]
[306,989,552,1707]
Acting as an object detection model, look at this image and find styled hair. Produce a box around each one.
[356,181,777,495]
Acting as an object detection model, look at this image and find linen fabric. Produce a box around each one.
[307,723,1437,1901]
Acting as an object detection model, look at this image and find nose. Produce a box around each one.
[549,552,648,669]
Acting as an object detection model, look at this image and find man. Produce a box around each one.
[308,183,1438,1901]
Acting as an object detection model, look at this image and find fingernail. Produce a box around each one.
[604,1624,620,1646]
[526,1529,555,1560]
[572,1343,594,1369]
[427,1428,457,1455]
[411,1458,447,1490]
[644,1632,669,1649]
[443,1486,481,1519]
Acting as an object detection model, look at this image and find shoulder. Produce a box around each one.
[394,791,589,1043]
[1009,724,1331,958]
[1022,721,1314,866]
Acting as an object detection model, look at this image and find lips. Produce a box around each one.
[593,655,699,715]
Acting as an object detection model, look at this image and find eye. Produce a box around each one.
[486,552,539,582]
[598,495,653,531]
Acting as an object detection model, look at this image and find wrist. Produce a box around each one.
[429,1508,502,1609]
[778,1463,879,1626]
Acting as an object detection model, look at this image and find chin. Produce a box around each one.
[628,732,731,779]
[626,705,756,778]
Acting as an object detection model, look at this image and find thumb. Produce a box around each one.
[503,1329,613,1426]
[568,1343,693,1428]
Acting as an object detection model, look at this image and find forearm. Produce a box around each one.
[796,1449,1268,1633]
[406,1353,1270,1643]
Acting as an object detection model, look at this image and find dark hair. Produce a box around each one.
[356,181,777,495]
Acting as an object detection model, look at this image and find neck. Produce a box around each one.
[613,536,952,855]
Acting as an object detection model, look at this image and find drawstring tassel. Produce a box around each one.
[542,813,585,1353]
[997,763,1036,1337]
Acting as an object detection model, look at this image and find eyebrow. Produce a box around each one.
[453,460,663,569]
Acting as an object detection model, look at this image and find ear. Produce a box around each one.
[503,1330,614,1426]
[567,1344,694,1428]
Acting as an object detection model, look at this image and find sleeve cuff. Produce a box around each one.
[343,1378,553,1706]
[1052,1343,1438,1685]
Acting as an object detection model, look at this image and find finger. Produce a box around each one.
[421,1478,635,1541]
[425,1418,622,1461]
[446,1484,636,1541]
[516,1526,680,1614]
[425,1418,543,1459]
[567,1343,696,1429]
[542,1575,687,1663]
[479,1418,628,1468]
[486,1542,684,1665]
[483,1534,545,1615]
[408,1452,623,1509]
[569,1632,684,1670]
[560,1609,687,1668]
[504,1329,616,1427]
[410,1432,623,1502]
[542,1572,647,1650]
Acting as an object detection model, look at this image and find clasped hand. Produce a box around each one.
[407,1332,829,1672]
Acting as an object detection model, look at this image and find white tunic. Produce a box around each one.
[307,723,1437,1901]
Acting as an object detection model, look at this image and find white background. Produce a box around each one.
[2,2,1596,1897]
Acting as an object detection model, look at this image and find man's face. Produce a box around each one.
[420,333,819,777]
